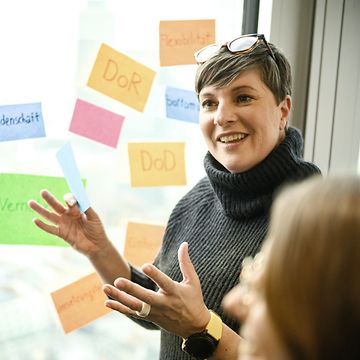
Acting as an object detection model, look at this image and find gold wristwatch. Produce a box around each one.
[182,310,223,359]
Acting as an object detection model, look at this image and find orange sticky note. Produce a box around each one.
[51,272,111,333]
[124,222,165,267]
[159,19,215,66]
[128,142,186,187]
[87,43,156,112]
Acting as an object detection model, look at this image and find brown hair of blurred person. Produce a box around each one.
[265,176,360,359]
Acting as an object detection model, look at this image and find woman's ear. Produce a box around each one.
[280,95,292,127]
[279,95,292,130]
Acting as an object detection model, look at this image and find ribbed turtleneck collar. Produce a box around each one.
[204,127,321,219]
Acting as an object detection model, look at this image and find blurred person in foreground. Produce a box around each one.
[29,34,320,359]
[223,175,360,359]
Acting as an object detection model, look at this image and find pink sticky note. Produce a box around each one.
[69,99,125,148]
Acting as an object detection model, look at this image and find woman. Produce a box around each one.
[28,34,320,359]
[223,175,360,359]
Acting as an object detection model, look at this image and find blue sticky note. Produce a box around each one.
[0,102,46,142]
[56,142,90,213]
[165,87,199,123]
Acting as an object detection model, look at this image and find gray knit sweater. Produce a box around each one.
[130,127,321,359]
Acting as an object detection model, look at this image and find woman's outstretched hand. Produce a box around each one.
[28,189,110,257]
[103,242,211,339]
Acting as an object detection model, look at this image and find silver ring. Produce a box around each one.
[136,302,151,318]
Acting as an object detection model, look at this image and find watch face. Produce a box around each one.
[184,333,218,359]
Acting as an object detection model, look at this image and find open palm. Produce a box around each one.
[28,189,109,256]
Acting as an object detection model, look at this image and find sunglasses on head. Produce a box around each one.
[194,33,277,65]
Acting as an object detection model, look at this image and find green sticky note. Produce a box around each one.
[0,173,85,246]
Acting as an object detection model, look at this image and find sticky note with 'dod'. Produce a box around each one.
[128,142,186,187]
[51,272,111,334]
[87,43,156,112]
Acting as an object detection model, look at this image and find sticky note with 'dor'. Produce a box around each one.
[87,43,156,112]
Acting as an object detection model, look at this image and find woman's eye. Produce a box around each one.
[237,95,252,103]
[201,100,216,109]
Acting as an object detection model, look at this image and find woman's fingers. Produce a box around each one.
[63,193,77,207]
[62,193,81,217]
[40,189,67,214]
[84,207,100,221]
[28,190,81,223]
[63,193,99,220]
[112,278,156,304]
[104,298,136,316]
[28,199,59,225]
[140,243,198,294]
[32,218,60,237]
[178,242,198,284]
[141,263,176,295]
[103,284,144,314]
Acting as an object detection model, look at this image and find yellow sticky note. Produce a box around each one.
[124,222,165,267]
[87,43,156,112]
[159,19,215,66]
[51,273,111,334]
[128,142,186,187]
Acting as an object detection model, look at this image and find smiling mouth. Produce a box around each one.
[219,133,248,143]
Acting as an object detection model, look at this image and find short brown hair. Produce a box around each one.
[195,41,292,105]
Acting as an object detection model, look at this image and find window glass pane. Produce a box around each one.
[0,1,248,358]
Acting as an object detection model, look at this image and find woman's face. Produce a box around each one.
[198,69,290,173]
[223,273,290,360]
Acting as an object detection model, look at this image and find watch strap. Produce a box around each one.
[206,310,222,341]
[181,310,223,355]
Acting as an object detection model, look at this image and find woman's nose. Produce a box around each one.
[214,103,237,126]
